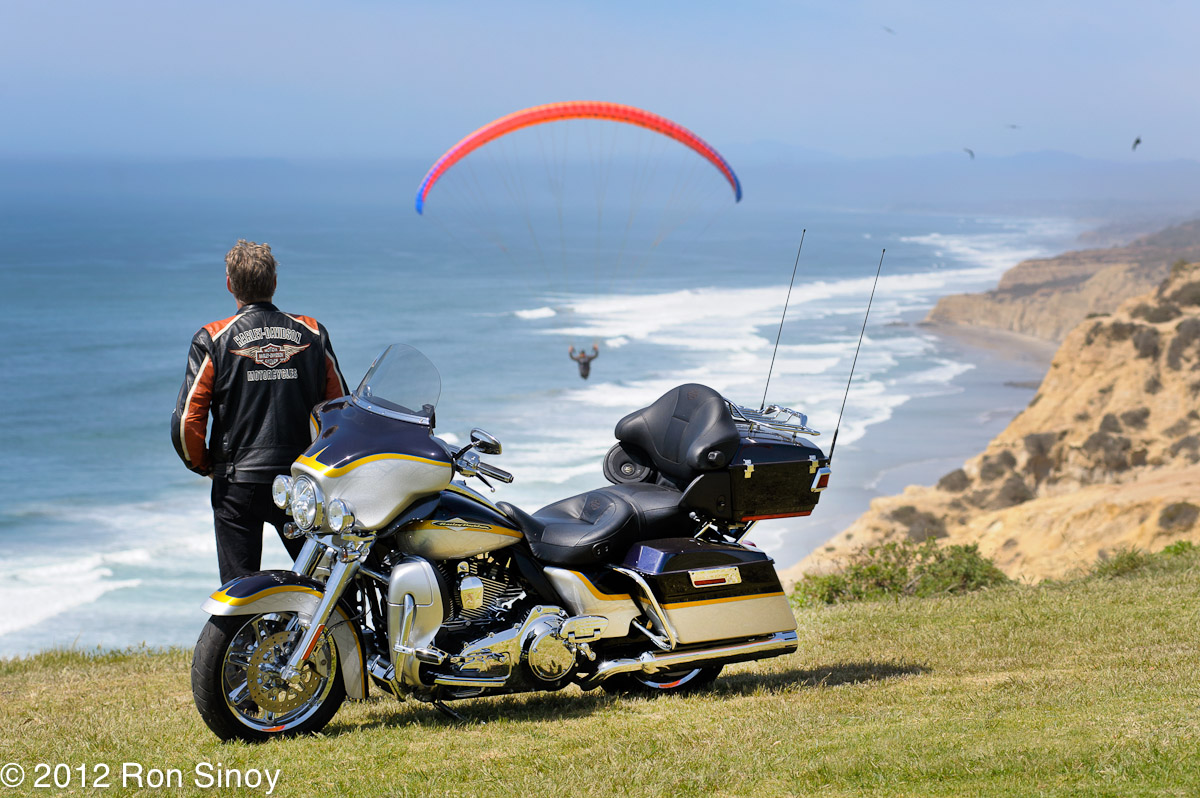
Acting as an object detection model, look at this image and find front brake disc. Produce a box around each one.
[245,630,327,713]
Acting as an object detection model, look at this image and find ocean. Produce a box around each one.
[0,176,1085,657]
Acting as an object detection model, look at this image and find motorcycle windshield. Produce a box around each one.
[352,344,442,425]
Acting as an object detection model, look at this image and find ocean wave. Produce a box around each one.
[0,553,142,638]
[903,358,976,385]
[0,496,291,648]
[899,225,1057,276]
[514,306,556,320]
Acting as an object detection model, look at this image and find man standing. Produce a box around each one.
[568,343,599,380]
[172,240,348,584]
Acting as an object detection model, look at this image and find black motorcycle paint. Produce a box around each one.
[306,397,452,471]
[623,538,785,606]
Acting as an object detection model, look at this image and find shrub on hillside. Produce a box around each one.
[1091,547,1152,578]
[794,539,1010,606]
[1130,302,1182,323]
[1089,540,1199,579]
[1161,539,1196,556]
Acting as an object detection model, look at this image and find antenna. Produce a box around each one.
[830,248,886,461]
[760,229,807,410]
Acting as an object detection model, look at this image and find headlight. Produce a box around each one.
[327,499,355,533]
[271,475,292,509]
[291,476,323,531]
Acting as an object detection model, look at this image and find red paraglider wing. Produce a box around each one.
[415,101,742,213]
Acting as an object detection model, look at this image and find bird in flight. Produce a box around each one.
[1132,136,1142,151]
[881,25,897,34]
[963,148,975,160]
[1006,123,1020,129]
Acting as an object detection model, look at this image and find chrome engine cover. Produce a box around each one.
[387,556,446,689]
[439,606,613,688]
[453,605,568,681]
[526,621,575,681]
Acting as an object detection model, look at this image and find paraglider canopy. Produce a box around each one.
[415,101,742,214]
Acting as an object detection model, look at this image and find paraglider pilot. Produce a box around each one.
[569,344,599,380]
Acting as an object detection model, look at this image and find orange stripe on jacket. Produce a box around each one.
[324,354,345,400]
[183,357,215,471]
[285,313,321,335]
[203,313,241,340]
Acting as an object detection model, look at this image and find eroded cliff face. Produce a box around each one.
[791,262,1200,583]
[926,219,1200,342]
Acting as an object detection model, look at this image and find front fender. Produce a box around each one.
[201,570,366,700]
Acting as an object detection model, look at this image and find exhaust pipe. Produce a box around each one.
[581,631,798,689]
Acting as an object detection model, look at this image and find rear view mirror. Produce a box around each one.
[470,428,502,456]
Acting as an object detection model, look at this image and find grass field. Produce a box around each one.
[1,550,1197,797]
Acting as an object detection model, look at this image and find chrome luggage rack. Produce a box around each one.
[726,401,821,441]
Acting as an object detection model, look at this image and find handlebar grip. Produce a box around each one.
[477,461,514,484]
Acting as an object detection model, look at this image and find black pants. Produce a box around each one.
[211,478,304,584]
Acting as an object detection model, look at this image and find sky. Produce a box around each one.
[1,0,1198,163]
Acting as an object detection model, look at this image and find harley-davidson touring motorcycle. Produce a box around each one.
[191,343,832,741]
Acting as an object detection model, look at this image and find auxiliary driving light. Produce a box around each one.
[327,499,355,533]
[271,475,292,509]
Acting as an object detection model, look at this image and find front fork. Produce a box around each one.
[291,536,327,579]
[280,538,362,681]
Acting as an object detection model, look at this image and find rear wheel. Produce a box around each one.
[192,612,345,742]
[601,665,722,696]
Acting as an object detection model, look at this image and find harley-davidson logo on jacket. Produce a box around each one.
[230,342,311,370]
[170,302,348,481]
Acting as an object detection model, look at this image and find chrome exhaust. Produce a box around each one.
[581,631,798,689]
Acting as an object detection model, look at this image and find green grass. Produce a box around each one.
[2,549,1198,797]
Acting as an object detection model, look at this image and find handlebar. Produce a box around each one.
[451,447,515,486]
[476,461,514,484]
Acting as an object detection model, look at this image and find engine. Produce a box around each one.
[425,556,609,691]
[437,556,527,630]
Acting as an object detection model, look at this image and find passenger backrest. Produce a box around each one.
[614,384,740,488]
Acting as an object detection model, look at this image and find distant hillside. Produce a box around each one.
[925,218,1200,341]
[792,260,1200,582]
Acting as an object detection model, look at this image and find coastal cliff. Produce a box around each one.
[792,260,1200,582]
[926,219,1200,341]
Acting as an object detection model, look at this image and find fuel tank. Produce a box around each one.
[395,484,524,559]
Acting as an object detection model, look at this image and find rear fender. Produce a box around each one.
[201,570,366,700]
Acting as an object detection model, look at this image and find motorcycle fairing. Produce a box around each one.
[201,570,367,700]
[295,398,453,530]
[305,397,452,470]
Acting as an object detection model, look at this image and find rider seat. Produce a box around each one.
[499,384,740,566]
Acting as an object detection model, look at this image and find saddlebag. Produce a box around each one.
[623,538,797,646]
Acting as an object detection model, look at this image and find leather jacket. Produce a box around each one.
[171,302,348,482]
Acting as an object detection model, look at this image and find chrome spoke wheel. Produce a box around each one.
[219,612,337,732]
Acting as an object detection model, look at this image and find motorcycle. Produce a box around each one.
[191,343,832,742]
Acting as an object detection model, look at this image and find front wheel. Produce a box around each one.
[601,665,722,696]
[192,612,345,742]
